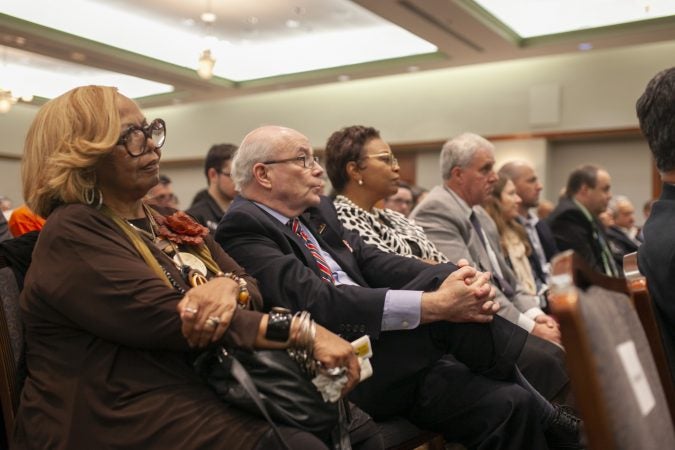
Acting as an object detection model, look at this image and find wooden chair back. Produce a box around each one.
[549,250,675,450]
[0,265,24,447]
[623,252,675,425]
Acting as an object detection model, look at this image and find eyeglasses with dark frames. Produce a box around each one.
[262,154,320,169]
[116,118,166,157]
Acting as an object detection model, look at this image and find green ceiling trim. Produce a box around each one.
[237,51,447,88]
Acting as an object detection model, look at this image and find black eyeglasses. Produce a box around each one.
[262,154,320,169]
[117,118,166,157]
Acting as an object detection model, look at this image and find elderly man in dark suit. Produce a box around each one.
[547,165,620,277]
[636,66,675,387]
[216,125,580,450]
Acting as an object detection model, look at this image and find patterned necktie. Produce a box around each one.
[469,211,515,297]
[290,218,335,284]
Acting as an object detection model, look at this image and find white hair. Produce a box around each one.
[231,126,287,191]
[440,132,494,180]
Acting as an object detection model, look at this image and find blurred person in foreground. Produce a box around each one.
[636,66,675,386]
[14,86,363,450]
[325,125,447,263]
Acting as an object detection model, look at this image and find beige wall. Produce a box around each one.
[1,40,667,207]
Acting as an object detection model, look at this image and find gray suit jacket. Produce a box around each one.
[410,185,541,330]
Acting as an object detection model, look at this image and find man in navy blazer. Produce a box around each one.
[216,125,580,450]
[636,66,675,387]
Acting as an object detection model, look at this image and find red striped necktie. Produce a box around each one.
[290,218,335,284]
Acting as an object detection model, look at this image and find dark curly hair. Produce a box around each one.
[636,67,675,172]
[324,125,380,192]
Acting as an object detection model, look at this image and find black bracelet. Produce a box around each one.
[265,307,293,342]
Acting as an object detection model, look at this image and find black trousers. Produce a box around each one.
[349,263,551,450]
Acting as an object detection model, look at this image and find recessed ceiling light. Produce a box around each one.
[338,75,350,82]
[286,19,300,29]
[14,36,26,45]
[70,51,86,61]
[407,65,420,72]
[200,12,216,24]
[578,42,593,51]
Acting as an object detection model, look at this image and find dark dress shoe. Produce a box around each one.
[545,404,585,450]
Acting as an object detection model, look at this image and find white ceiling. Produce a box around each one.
[1,0,675,108]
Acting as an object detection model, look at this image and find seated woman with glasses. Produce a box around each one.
[324,125,447,264]
[13,86,362,450]
[483,174,539,297]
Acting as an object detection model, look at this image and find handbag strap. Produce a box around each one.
[228,354,292,450]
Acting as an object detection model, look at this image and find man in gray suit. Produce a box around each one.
[410,132,568,400]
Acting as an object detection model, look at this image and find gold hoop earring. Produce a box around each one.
[84,187,104,209]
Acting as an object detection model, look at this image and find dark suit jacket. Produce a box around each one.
[638,183,675,386]
[606,225,639,269]
[216,195,527,414]
[547,197,613,275]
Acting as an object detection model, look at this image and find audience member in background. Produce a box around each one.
[499,161,558,296]
[14,86,361,450]
[411,185,429,208]
[187,143,238,233]
[8,203,45,237]
[217,124,581,450]
[636,66,675,384]
[547,165,619,277]
[0,195,12,219]
[483,174,537,297]
[325,126,447,263]
[409,133,569,403]
[0,212,10,242]
[638,198,655,241]
[144,174,177,209]
[383,181,414,217]
[537,199,555,220]
[605,195,641,268]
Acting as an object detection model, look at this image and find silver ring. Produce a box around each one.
[185,306,198,315]
[206,316,220,328]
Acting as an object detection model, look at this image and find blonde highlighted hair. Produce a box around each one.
[23,85,121,217]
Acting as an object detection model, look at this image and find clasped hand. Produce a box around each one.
[421,263,499,324]
[177,277,239,348]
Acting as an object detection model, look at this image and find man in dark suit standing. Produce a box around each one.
[636,66,675,386]
[547,165,620,277]
[216,125,579,450]
[499,161,558,294]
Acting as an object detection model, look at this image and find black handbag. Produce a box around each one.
[194,346,346,446]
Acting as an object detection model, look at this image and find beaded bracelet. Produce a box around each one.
[214,271,250,308]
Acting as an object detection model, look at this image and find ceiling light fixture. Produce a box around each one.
[197,0,216,80]
[0,48,34,113]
